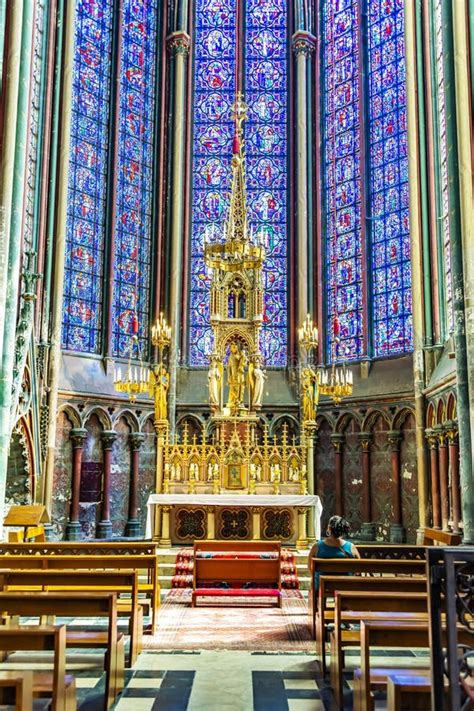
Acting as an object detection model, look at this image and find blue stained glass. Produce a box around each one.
[245,0,288,366]
[189,0,236,365]
[323,0,364,362]
[63,0,113,352]
[112,0,157,358]
[367,0,413,356]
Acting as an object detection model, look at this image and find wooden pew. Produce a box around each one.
[309,556,426,640]
[0,541,158,556]
[311,559,426,669]
[0,670,34,711]
[329,591,429,706]
[0,569,141,666]
[0,554,160,633]
[386,674,441,710]
[422,527,462,546]
[0,625,75,711]
[0,592,121,710]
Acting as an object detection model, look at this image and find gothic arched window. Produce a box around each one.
[321,0,413,362]
[189,0,289,366]
[63,0,158,358]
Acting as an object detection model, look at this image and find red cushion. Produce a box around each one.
[192,588,281,597]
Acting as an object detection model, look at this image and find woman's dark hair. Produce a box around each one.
[327,515,351,539]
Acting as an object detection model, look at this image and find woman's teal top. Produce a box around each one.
[313,539,355,592]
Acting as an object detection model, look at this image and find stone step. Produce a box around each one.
[157,574,311,591]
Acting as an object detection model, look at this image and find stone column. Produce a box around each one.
[153,426,167,542]
[358,433,375,541]
[296,508,308,549]
[330,434,344,516]
[292,31,316,324]
[387,430,404,543]
[426,429,441,530]
[125,433,145,538]
[160,506,172,548]
[252,507,261,541]
[434,426,449,531]
[96,431,117,539]
[305,422,317,541]
[446,423,461,534]
[166,31,190,433]
[65,428,87,541]
[207,506,215,540]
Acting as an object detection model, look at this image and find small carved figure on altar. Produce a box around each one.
[189,461,199,481]
[208,357,221,410]
[170,462,181,482]
[250,461,262,482]
[163,463,171,493]
[153,364,170,421]
[288,461,300,482]
[300,463,308,494]
[270,462,281,483]
[301,365,317,422]
[227,341,247,409]
[251,356,266,410]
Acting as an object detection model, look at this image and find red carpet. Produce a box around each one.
[171,548,300,590]
[144,589,312,652]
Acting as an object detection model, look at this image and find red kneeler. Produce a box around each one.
[192,588,282,607]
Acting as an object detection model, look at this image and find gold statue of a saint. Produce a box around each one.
[227,342,247,409]
[301,365,318,422]
[151,364,170,421]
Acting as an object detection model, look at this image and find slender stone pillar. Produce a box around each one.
[434,426,449,531]
[160,506,172,548]
[65,428,87,541]
[292,31,316,324]
[125,433,145,538]
[296,508,308,549]
[96,431,117,539]
[330,434,344,516]
[387,431,405,543]
[446,423,461,534]
[425,429,441,530]
[358,433,375,541]
[166,31,190,434]
[305,422,317,541]
[207,507,216,540]
[251,507,261,541]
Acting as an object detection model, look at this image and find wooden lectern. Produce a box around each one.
[4,505,50,542]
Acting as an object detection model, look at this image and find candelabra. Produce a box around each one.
[113,336,149,403]
[318,363,353,405]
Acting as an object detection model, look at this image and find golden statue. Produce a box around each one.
[301,365,318,422]
[208,356,221,409]
[151,364,170,421]
[227,342,247,409]
[250,356,266,410]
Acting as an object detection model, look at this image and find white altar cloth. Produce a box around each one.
[145,493,322,540]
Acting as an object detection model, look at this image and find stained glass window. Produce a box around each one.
[112,0,157,357]
[434,0,454,335]
[322,0,364,362]
[245,0,288,365]
[63,0,113,352]
[189,0,237,365]
[367,0,412,356]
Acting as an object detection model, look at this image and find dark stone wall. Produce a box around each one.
[80,414,104,539]
[51,411,73,539]
[342,418,363,535]
[111,417,131,536]
[370,415,392,540]
[315,419,335,533]
[138,418,156,534]
[400,413,419,542]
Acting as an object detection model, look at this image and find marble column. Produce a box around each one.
[296,508,308,549]
[160,506,172,548]
[166,31,190,433]
[125,433,145,538]
[252,507,261,541]
[446,423,461,534]
[425,428,441,530]
[305,422,317,541]
[96,431,117,539]
[330,434,345,516]
[387,430,404,543]
[358,432,375,540]
[435,426,449,531]
[207,507,216,540]
[65,428,87,541]
[292,30,316,324]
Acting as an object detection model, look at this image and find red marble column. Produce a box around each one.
[358,432,375,540]
[330,434,345,517]
[65,428,87,541]
[435,427,450,531]
[125,433,145,538]
[96,430,117,540]
[426,429,441,530]
[446,424,461,534]
[388,430,404,543]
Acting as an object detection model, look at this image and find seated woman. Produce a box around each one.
[308,515,360,595]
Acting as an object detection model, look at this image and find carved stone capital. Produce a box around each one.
[250,506,262,514]
[330,433,344,452]
[387,430,402,450]
[292,31,316,56]
[425,428,438,449]
[129,432,145,451]
[167,31,190,56]
[70,427,87,449]
[444,420,458,443]
[358,431,373,451]
[101,430,117,450]
[433,425,447,447]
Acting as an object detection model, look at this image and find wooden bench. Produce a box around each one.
[386,673,445,710]
[0,542,158,556]
[0,554,160,633]
[329,591,429,706]
[0,569,142,666]
[0,670,34,710]
[0,592,122,710]
[0,625,75,711]
[422,527,462,546]
[192,541,281,607]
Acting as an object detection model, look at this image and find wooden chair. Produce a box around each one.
[0,625,75,711]
[0,592,121,710]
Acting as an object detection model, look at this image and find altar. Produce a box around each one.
[146,493,322,548]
